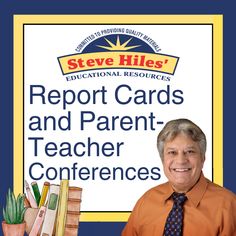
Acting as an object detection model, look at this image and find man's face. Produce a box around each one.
[162,133,204,193]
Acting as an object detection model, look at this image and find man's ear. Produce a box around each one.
[161,156,164,163]
[202,155,206,163]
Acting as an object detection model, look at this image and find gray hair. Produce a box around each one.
[157,118,206,160]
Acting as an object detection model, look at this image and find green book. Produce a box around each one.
[31,181,41,206]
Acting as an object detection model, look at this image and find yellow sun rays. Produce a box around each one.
[97,36,140,51]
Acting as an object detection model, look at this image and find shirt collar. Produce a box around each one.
[163,172,208,208]
[163,183,175,202]
[186,172,208,207]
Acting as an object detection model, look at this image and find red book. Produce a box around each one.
[64,187,82,236]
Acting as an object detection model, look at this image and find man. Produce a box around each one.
[122,118,236,236]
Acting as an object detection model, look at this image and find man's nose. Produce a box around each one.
[176,152,188,163]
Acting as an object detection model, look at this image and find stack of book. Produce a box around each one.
[24,180,82,236]
[64,187,82,236]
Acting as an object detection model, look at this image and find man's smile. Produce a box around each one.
[171,168,192,172]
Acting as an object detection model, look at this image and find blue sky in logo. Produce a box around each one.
[82,34,155,53]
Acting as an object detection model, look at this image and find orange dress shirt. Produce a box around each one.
[122,173,236,236]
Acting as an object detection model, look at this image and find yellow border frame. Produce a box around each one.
[14,15,223,222]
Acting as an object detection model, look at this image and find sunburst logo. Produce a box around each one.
[58,33,179,76]
[97,36,141,51]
